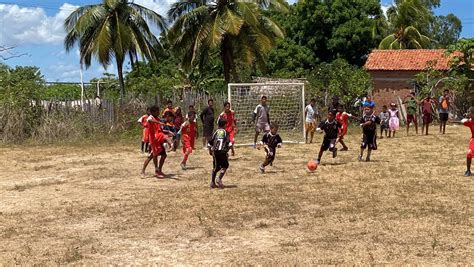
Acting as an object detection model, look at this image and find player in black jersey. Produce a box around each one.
[316,110,342,164]
[359,106,381,162]
[258,123,283,173]
[208,119,232,188]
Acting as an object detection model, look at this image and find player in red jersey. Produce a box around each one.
[141,106,174,178]
[336,104,355,151]
[453,107,474,176]
[218,101,237,156]
[180,111,198,170]
[137,107,151,153]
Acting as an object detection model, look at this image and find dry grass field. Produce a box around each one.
[1,125,473,264]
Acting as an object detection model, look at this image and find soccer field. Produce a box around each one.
[0,125,472,264]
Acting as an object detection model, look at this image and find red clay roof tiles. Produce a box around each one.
[364,49,455,71]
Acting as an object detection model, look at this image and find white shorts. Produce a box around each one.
[256,123,270,133]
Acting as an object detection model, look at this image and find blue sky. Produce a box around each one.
[0,0,473,82]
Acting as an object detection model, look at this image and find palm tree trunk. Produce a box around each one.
[221,36,234,83]
[116,57,125,104]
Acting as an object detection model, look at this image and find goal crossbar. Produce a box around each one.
[227,82,306,145]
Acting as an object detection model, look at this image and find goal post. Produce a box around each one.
[227,82,306,145]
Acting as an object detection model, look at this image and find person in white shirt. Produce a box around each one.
[304,98,317,143]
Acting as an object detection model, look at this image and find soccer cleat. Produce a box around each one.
[259,165,265,173]
[180,162,186,170]
[465,170,472,177]
[155,171,165,179]
[252,144,257,149]
[366,156,371,162]
[316,159,321,165]
[358,155,363,161]
[210,182,218,189]
[340,147,348,152]
[332,148,338,158]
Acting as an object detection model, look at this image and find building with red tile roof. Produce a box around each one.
[364,49,457,114]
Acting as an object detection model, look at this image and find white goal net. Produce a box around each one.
[228,83,306,145]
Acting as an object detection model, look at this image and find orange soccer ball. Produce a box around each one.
[307,160,318,172]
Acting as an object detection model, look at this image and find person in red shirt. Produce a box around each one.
[218,101,237,156]
[141,106,173,178]
[180,111,198,170]
[137,107,151,153]
[454,107,474,176]
[336,104,355,151]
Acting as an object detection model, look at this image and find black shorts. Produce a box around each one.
[203,123,214,140]
[439,113,449,122]
[321,138,337,151]
[265,147,276,163]
[213,151,229,170]
[361,133,377,150]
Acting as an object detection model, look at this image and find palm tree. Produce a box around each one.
[167,0,288,83]
[379,0,432,49]
[64,0,166,101]
[379,26,431,49]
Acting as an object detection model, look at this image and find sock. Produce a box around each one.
[183,153,189,164]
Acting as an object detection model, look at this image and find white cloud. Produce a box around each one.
[0,3,78,46]
[133,0,175,16]
[0,1,174,47]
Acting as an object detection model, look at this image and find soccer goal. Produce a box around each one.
[227,83,306,145]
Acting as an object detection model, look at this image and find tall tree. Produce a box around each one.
[380,0,432,49]
[64,0,167,101]
[429,14,462,48]
[167,0,288,83]
[279,0,384,66]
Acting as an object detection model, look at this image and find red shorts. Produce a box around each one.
[182,141,193,154]
[407,114,417,124]
[468,139,474,159]
[150,142,165,156]
[142,128,149,143]
[227,129,235,144]
[423,113,432,124]
[182,135,195,154]
[338,126,348,139]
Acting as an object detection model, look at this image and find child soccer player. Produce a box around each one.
[379,105,389,138]
[452,107,474,176]
[141,106,173,178]
[462,108,474,176]
[258,123,283,173]
[420,96,436,135]
[173,107,184,151]
[218,101,237,156]
[315,110,342,164]
[253,95,270,148]
[163,111,178,151]
[137,107,150,153]
[336,104,355,151]
[208,119,232,188]
[359,106,381,162]
[305,98,317,143]
[162,100,175,117]
[180,111,197,170]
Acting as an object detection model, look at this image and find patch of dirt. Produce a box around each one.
[0,125,473,264]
